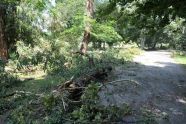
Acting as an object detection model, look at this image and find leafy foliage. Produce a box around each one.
[1,0,186,123]
[92,21,122,46]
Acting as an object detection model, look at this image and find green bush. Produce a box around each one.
[0,59,5,72]
[0,73,18,88]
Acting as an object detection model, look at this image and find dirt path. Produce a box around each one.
[99,50,186,124]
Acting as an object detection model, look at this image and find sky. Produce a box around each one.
[49,0,56,7]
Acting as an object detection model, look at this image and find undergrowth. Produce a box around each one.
[0,47,154,124]
[3,83,132,123]
[172,51,186,66]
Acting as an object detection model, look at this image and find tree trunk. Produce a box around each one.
[0,7,8,61]
[140,37,145,50]
[80,0,94,54]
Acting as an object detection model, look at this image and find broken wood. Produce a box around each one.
[58,66,112,99]
[107,79,140,85]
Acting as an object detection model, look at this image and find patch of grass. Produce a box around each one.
[117,47,143,61]
[172,51,186,67]
[23,75,64,93]
[0,68,64,122]
[4,68,64,94]
[140,108,157,124]
[16,70,46,80]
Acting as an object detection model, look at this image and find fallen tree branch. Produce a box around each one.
[61,96,67,111]
[57,66,112,99]
[61,87,87,90]
[107,79,140,85]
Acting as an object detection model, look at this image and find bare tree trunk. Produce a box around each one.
[80,0,94,54]
[80,31,90,54]
[0,7,8,61]
[152,35,157,50]
[140,37,145,50]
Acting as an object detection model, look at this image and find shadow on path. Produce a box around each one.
[99,51,186,124]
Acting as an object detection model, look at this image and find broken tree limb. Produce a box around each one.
[58,66,112,99]
[107,79,140,85]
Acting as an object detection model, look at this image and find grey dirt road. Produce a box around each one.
[99,50,186,124]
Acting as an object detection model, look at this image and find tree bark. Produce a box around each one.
[80,0,94,54]
[140,37,145,50]
[0,7,8,61]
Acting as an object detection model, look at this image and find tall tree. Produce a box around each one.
[80,0,94,54]
[0,6,8,61]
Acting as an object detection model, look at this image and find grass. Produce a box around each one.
[0,70,64,123]
[172,51,186,67]
[9,69,64,94]
[23,75,63,93]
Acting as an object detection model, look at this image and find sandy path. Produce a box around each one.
[99,50,186,124]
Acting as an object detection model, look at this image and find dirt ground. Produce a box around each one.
[99,50,186,124]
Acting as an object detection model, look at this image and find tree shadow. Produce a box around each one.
[99,60,186,123]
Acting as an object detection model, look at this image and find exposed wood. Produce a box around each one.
[58,66,112,99]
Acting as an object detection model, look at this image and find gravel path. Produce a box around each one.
[99,50,186,124]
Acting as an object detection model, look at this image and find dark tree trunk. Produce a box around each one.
[103,42,106,49]
[80,0,94,54]
[80,31,90,54]
[0,7,8,61]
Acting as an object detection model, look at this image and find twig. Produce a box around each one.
[62,87,87,90]
[66,98,82,103]
[57,76,74,90]
[107,79,140,85]
[61,96,67,111]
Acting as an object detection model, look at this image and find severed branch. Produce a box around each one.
[58,76,74,90]
[57,66,112,99]
[107,79,140,85]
